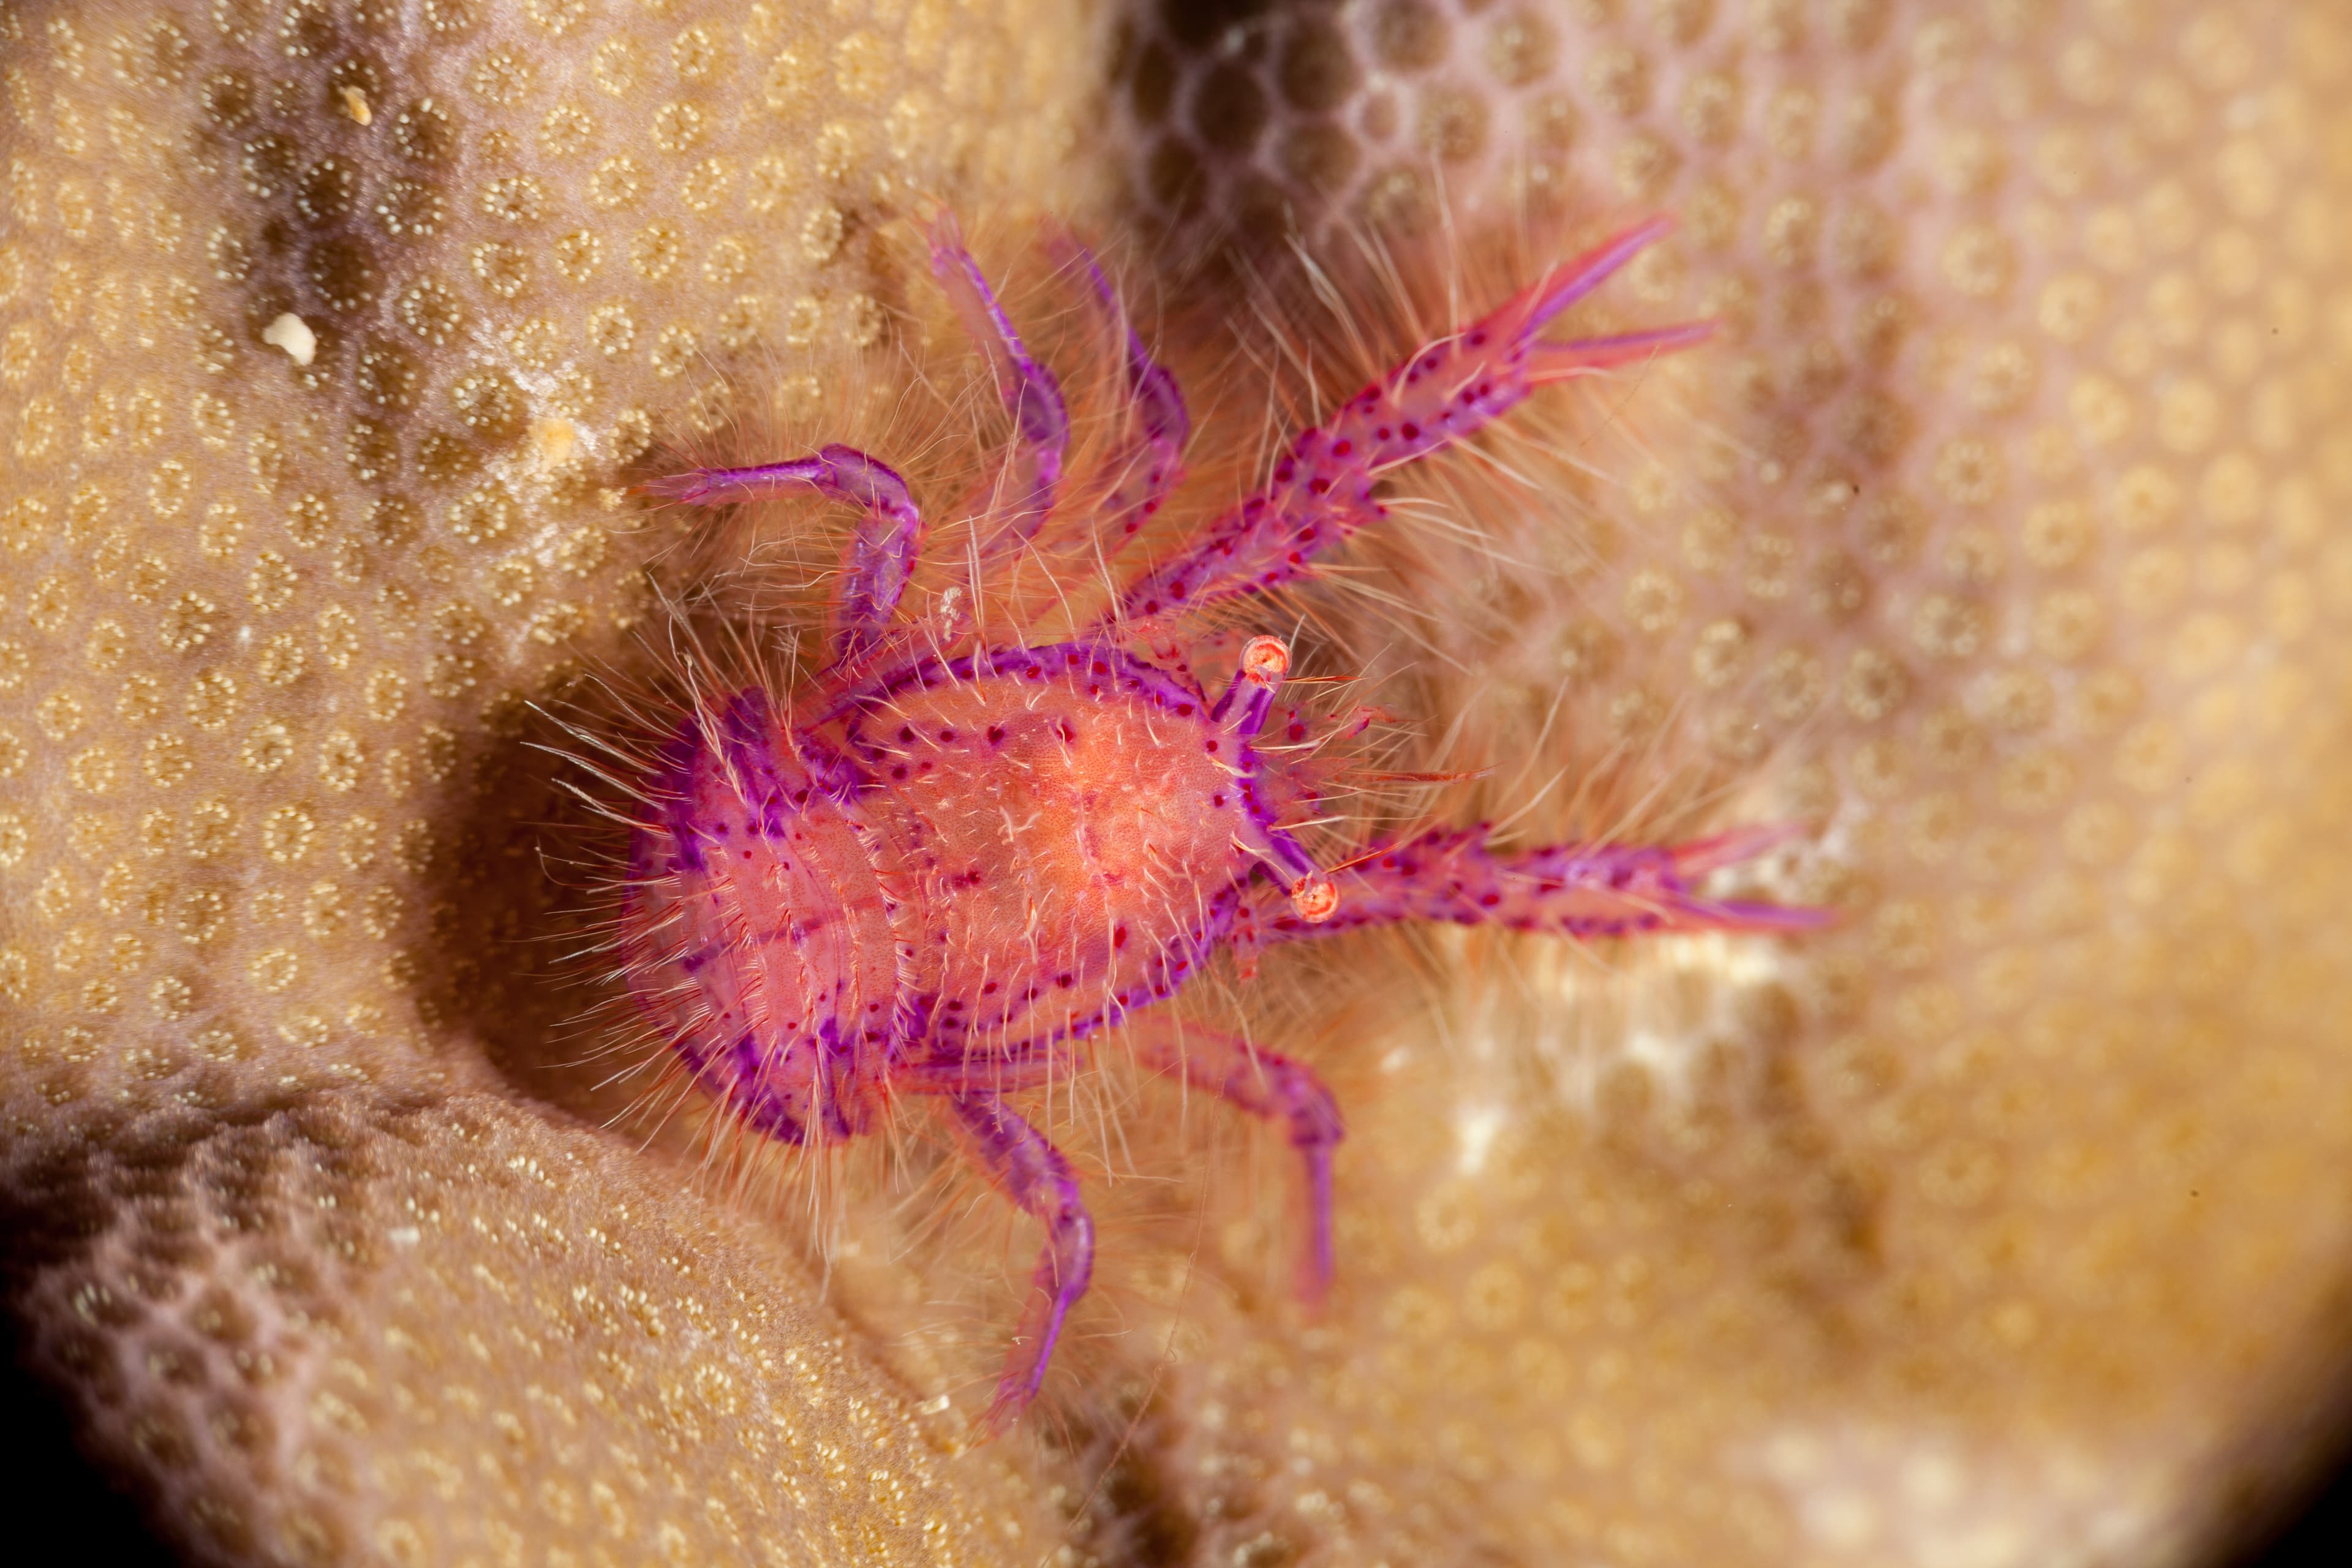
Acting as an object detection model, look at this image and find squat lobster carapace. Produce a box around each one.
[622,214,1826,1436]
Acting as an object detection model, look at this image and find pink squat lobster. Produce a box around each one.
[627,217,1825,1434]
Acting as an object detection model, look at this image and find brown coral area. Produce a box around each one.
[0,0,1094,1561]
[5,1,2352,1566]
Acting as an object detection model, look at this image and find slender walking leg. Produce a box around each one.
[1050,230,1189,549]
[640,444,924,666]
[1121,1018,1344,1304]
[930,216,1071,554]
[946,1090,1096,1435]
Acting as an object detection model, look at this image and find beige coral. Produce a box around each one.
[6,1,2352,1566]
[0,0,1095,1561]
[1095,2,2352,1564]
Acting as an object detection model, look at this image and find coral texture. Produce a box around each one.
[0,0,1094,1561]
[2,1,2351,1566]
[1091,2,2352,1564]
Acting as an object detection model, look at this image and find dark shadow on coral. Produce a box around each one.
[0,1319,179,1567]
[2231,1415,2352,1568]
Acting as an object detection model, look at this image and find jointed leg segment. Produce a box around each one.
[1247,823,1830,944]
[946,1090,1096,1437]
[641,443,924,665]
[916,1009,1343,1427]
[930,216,1072,555]
[1125,1022,1344,1303]
[1107,217,1709,624]
[1054,232,1190,546]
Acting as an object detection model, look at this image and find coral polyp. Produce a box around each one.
[620,216,1826,1433]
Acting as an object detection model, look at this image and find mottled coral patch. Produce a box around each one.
[0,0,1095,1559]
[1093,2,2352,1564]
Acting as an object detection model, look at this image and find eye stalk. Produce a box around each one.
[1216,633,1292,738]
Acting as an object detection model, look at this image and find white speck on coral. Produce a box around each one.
[263,313,317,366]
[1454,1103,1502,1175]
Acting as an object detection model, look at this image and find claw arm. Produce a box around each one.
[1102,218,1703,627]
[1245,824,1831,944]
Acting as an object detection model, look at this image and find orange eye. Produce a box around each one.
[1289,873,1340,923]
[1241,635,1291,682]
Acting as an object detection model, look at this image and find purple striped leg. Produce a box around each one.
[1107,217,1711,625]
[1051,231,1190,547]
[641,443,924,665]
[930,217,1071,556]
[1248,822,1833,944]
[1126,1020,1344,1305]
[948,1090,1096,1436]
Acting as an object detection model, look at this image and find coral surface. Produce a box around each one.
[1098,2,2352,1563]
[4,1,2352,1566]
[0,0,1094,1561]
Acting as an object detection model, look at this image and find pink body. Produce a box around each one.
[625,216,1825,1432]
[624,644,1321,1139]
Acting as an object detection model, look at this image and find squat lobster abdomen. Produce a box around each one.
[625,214,1820,1434]
[623,689,911,1144]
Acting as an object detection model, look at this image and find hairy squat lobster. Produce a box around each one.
[624,216,1826,1433]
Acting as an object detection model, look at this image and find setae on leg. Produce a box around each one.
[1123,1020,1344,1305]
[946,1090,1097,1435]
[1107,217,1710,624]
[1246,823,1832,944]
[1050,229,1190,548]
[639,443,925,665]
[929,215,1071,554]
